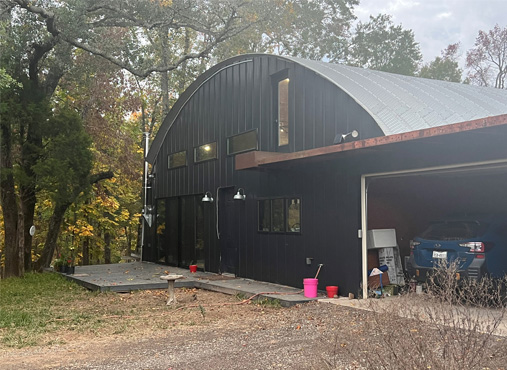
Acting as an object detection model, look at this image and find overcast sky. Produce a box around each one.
[354,0,507,67]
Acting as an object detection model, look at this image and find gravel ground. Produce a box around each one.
[0,299,361,370]
[2,288,506,370]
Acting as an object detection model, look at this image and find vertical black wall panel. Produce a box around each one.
[150,55,384,293]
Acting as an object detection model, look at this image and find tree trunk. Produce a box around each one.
[17,206,25,276]
[36,202,70,270]
[104,231,111,264]
[21,193,36,272]
[160,28,170,116]
[20,113,42,272]
[82,237,90,265]
[178,29,191,92]
[1,182,20,278]
[0,118,21,278]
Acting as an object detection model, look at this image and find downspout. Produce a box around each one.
[361,175,368,299]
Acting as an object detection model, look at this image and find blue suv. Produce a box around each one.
[407,216,507,282]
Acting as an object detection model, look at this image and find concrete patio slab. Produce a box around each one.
[62,262,316,307]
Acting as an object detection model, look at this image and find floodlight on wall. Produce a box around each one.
[202,191,214,203]
[334,129,359,144]
[233,188,246,201]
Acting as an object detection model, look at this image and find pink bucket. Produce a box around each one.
[303,278,318,298]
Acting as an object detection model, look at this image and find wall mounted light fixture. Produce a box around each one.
[202,191,214,203]
[233,188,246,201]
[334,129,359,144]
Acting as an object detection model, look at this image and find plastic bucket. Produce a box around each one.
[303,278,318,298]
[326,286,338,298]
[189,265,197,273]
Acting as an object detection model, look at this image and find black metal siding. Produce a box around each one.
[149,55,384,295]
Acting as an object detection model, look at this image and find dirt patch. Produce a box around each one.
[0,287,364,369]
[1,288,506,369]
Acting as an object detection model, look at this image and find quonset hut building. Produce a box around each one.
[143,54,507,297]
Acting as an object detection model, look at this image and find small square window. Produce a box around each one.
[194,142,217,163]
[168,150,187,169]
[258,197,301,234]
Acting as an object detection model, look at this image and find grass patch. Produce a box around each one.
[0,273,139,348]
[0,272,256,349]
[0,272,93,347]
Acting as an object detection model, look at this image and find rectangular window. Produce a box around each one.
[227,130,258,155]
[278,78,290,146]
[258,200,271,232]
[271,198,284,232]
[258,197,301,233]
[168,150,187,169]
[194,142,217,163]
[287,198,301,233]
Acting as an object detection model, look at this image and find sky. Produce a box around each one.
[354,0,507,67]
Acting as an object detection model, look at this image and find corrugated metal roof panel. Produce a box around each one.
[284,56,507,135]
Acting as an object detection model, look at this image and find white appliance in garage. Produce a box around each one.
[367,229,405,286]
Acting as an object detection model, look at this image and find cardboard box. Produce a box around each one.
[367,273,390,289]
[378,246,405,286]
[367,249,379,270]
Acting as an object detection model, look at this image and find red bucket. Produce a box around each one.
[189,265,197,273]
[326,286,338,298]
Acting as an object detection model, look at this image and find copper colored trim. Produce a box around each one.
[235,114,507,170]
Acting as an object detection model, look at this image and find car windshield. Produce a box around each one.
[420,221,488,241]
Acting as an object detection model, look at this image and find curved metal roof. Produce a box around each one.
[147,54,507,163]
[283,55,507,136]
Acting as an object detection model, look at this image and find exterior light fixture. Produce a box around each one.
[202,191,214,203]
[233,188,246,201]
[334,129,359,144]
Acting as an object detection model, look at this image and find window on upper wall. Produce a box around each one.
[227,129,258,155]
[278,78,290,147]
[258,197,301,233]
[168,150,187,169]
[194,142,217,163]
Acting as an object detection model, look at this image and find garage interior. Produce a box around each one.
[367,164,507,260]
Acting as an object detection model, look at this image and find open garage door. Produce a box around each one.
[360,159,507,299]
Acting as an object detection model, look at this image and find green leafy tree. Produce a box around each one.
[212,0,359,62]
[347,14,422,76]
[466,24,507,89]
[0,0,279,276]
[419,43,462,82]
[32,107,96,270]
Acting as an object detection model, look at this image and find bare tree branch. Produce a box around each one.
[12,0,259,78]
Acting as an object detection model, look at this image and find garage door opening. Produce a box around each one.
[360,160,507,299]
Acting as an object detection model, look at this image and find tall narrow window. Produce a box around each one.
[258,200,271,232]
[287,198,301,233]
[271,198,285,232]
[278,78,289,146]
